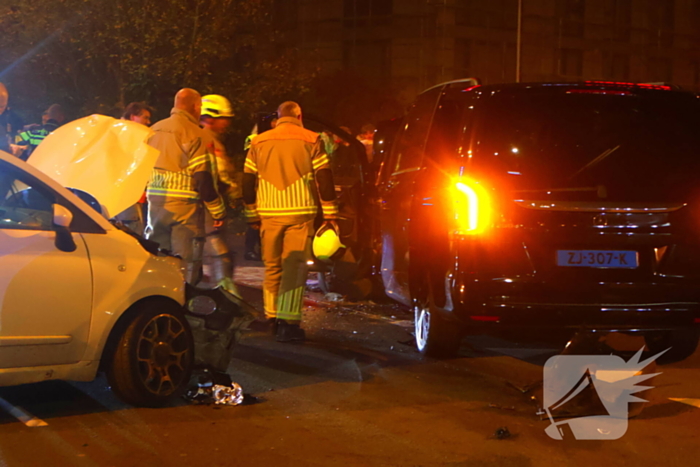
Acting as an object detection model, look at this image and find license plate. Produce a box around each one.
[556,250,638,269]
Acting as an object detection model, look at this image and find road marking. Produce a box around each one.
[0,396,48,427]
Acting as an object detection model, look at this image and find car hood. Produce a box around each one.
[28,114,159,218]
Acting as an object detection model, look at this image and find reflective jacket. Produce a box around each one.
[244,117,338,220]
[203,127,240,206]
[147,108,225,219]
[15,120,59,160]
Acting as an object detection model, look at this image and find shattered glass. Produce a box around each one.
[184,370,244,406]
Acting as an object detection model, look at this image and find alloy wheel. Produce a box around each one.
[136,314,191,396]
[415,306,431,352]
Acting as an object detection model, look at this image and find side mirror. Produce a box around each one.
[53,204,77,252]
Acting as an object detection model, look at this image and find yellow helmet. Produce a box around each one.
[313,223,345,262]
[201,94,234,118]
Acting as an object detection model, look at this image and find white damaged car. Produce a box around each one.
[0,115,194,406]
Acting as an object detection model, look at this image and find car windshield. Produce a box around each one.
[456,89,700,202]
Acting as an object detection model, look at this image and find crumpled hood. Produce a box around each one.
[28,114,159,218]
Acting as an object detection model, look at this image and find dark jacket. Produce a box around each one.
[0,108,24,153]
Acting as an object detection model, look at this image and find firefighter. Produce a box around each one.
[243,101,339,342]
[199,94,241,296]
[146,88,226,284]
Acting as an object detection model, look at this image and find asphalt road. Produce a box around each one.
[1,272,700,466]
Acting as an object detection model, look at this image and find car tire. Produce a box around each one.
[106,302,194,407]
[414,290,463,358]
[645,329,700,364]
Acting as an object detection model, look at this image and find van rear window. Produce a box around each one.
[461,90,700,202]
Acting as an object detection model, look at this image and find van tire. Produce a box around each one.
[646,329,700,364]
[414,287,463,358]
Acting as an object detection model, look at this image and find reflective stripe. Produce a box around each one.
[147,187,200,196]
[205,198,226,219]
[321,204,339,217]
[244,158,257,173]
[244,205,260,220]
[312,154,329,170]
[146,188,200,200]
[276,286,305,320]
[17,130,48,146]
[256,175,318,217]
[188,154,210,169]
[264,289,277,318]
[149,169,199,194]
[258,206,317,216]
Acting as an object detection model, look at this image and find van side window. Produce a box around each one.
[423,94,467,168]
[391,86,442,174]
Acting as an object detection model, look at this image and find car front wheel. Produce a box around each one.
[106,303,194,407]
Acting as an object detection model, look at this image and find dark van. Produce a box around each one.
[374,80,700,359]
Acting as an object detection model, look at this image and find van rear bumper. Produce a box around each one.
[451,275,700,332]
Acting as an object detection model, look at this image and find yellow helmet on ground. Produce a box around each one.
[313,222,345,262]
[201,94,234,118]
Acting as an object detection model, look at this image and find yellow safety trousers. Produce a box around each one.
[261,215,315,323]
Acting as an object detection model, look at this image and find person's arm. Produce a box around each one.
[242,148,261,224]
[311,138,338,220]
[214,149,240,207]
[190,139,226,221]
[10,130,32,159]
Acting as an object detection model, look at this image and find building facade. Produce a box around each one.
[282,0,700,103]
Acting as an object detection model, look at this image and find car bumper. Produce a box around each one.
[452,276,700,332]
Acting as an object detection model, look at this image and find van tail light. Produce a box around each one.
[452,179,492,235]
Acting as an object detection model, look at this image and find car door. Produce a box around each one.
[377,86,443,306]
[0,162,92,368]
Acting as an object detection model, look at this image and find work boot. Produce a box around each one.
[276,320,305,343]
[246,318,278,335]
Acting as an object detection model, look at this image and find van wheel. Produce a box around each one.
[646,329,700,364]
[414,294,463,358]
[106,303,194,407]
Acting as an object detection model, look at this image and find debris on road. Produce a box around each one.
[324,292,344,302]
[184,369,244,406]
[493,427,512,440]
[212,383,244,406]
